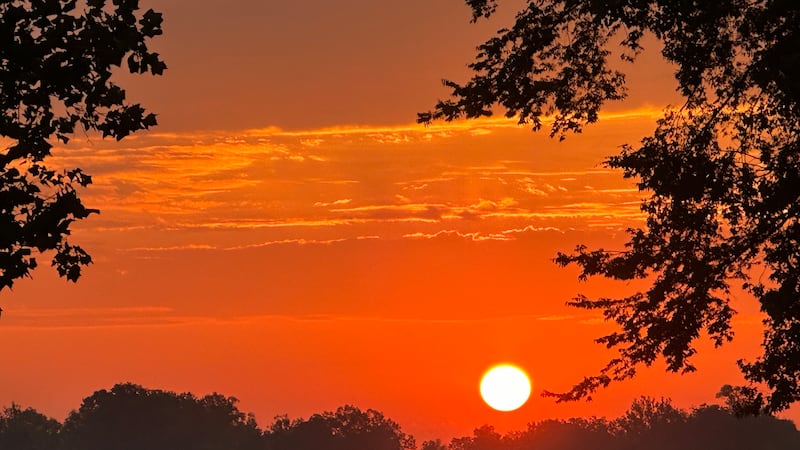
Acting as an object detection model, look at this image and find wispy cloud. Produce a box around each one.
[52,109,655,251]
[314,199,352,207]
[404,225,563,242]
[120,236,386,253]
[0,306,590,330]
[0,305,214,330]
[404,230,515,242]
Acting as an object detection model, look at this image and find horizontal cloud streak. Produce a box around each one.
[45,110,660,252]
[0,305,601,330]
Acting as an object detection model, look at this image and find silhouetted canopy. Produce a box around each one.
[422,0,800,413]
[59,383,262,450]
[265,404,416,450]
[0,0,165,294]
[4,389,800,450]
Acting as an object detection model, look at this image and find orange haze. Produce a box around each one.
[1,0,796,442]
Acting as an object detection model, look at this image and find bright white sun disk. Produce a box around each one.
[480,364,531,411]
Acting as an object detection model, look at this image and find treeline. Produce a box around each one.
[1,383,799,450]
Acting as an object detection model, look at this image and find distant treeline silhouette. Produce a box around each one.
[1,383,799,450]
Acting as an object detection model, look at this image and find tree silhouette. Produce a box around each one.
[0,404,60,450]
[59,383,262,450]
[716,384,764,417]
[264,405,415,450]
[421,0,800,413]
[0,0,165,295]
[611,396,686,437]
[515,419,616,450]
[448,425,506,450]
[445,398,799,450]
[609,397,687,450]
[3,387,800,450]
[421,438,449,450]
[673,404,800,450]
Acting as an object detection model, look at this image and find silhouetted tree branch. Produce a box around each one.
[0,0,165,297]
[422,0,800,413]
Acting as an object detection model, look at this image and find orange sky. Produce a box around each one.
[2,0,797,442]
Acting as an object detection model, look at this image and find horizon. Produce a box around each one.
[5,382,799,441]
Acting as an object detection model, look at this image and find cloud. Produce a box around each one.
[404,230,514,242]
[43,108,655,252]
[0,304,589,330]
[159,218,361,230]
[300,138,324,147]
[9,306,175,317]
[238,106,664,139]
[120,236,382,253]
[224,238,349,250]
[457,197,521,220]
[403,225,562,242]
[584,187,641,194]
[120,244,217,252]
[468,198,519,211]
[542,202,643,218]
[0,305,214,330]
[313,199,352,207]
[403,182,429,191]
[330,203,447,221]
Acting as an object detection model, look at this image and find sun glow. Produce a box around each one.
[480,364,532,412]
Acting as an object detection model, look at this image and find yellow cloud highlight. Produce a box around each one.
[47,106,659,252]
[238,105,664,139]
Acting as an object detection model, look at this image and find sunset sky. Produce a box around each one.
[2,0,796,441]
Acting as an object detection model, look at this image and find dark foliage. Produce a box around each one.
[59,383,262,450]
[264,404,416,450]
[437,397,800,450]
[421,0,800,413]
[0,404,60,450]
[3,389,800,450]
[0,0,165,294]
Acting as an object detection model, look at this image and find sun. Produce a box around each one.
[480,364,532,411]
